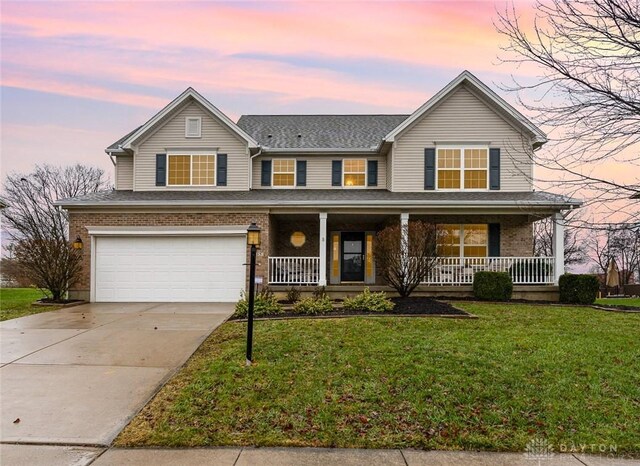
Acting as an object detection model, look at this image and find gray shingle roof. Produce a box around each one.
[106,126,142,152]
[236,115,410,149]
[57,189,580,209]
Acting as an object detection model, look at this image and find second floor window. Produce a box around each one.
[437,148,488,190]
[343,159,366,187]
[168,154,215,186]
[273,159,295,187]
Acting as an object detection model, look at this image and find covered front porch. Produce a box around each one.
[266,211,565,287]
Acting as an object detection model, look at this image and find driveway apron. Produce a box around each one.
[0,302,233,446]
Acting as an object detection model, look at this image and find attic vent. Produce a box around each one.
[185,117,202,138]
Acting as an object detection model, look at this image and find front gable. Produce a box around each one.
[390,75,540,193]
[134,98,251,191]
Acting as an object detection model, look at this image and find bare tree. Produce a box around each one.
[2,164,110,300]
[374,221,439,298]
[532,212,587,266]
[497,0,640,224]
[588,224,640,285]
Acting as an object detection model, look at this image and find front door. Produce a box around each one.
[341,232,365,282]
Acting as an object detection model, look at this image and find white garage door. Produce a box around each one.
[94,236,246,302]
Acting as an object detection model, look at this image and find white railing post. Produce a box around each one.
[552,212,564,284]
[318,213,327,286]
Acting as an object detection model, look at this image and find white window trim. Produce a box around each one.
[271,158,296,188]
[342,158,367,188]
[435,145,489,191]
[185,117,202,138]
[438,224,488,258]
[167,151,217,187]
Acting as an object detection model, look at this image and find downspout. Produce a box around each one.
[248,147,262,190]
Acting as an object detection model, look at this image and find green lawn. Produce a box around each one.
[595,297,640,308]
[0,287,58,321]
[116,303,640,455]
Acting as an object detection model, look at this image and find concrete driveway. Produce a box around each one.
[0,302,233,448]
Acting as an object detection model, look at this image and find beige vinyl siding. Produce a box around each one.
[252,154,386,189]
[386,148,393,190]
[134,100,249,191]
[115,156,134,190]
[392,85,533,192]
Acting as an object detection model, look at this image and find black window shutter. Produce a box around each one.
[155,153,166,186]
[216,154,227,186]
[261,160,272,186]
[332,160,342,186]
[424,148,436,190]
[488,223,501,256]
[367,160,378,187]
[296,160,307,186]
[489,148,500,190]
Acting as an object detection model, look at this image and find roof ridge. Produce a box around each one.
[238,114,411,117]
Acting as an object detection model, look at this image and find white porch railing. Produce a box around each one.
[424,256,555,285]
[269,257,320,285]
[268,256,555,286]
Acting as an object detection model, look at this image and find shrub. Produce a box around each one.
[343,287,395,312]
[233,290,283,318]
[293,296,334,315]
[312,286,328,300]
[509,260,552,284]
[473,271,513,301]
[286,286,301,303]
[559,274,599,304]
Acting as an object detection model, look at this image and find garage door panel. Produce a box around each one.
[95,236,245,302]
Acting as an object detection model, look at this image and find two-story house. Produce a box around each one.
[59,71,580,303]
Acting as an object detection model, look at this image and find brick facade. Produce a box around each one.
[70,211,533,299]
[271,213,534,285]
[68,211,269,300]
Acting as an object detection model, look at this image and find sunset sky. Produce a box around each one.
[0,0,634,215]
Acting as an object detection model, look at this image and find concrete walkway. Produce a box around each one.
[0,302,233,446]
[0,445,637,466]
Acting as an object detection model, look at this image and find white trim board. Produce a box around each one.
[86,226,248,236]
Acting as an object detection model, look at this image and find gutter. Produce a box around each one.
[56,198,582,209]
[261,147,378,154]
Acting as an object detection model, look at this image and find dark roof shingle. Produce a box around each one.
[58,189,581,209]
[236,115,410,149]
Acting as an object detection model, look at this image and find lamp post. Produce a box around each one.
[246,222,261,366]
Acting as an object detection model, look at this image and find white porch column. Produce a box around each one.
[318,212,328,286]
[552,212,565,284]
[400,213,410,261]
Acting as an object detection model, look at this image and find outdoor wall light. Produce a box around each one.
[290,231,306,248]
[72,236,83,250]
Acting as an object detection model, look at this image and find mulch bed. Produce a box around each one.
[389,297,467,315]
[231,297,472,321]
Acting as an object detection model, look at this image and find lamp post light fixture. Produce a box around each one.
[72,236,83,250]
[245,222,261,366]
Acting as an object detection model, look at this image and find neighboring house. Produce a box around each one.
[58,71,580,303]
